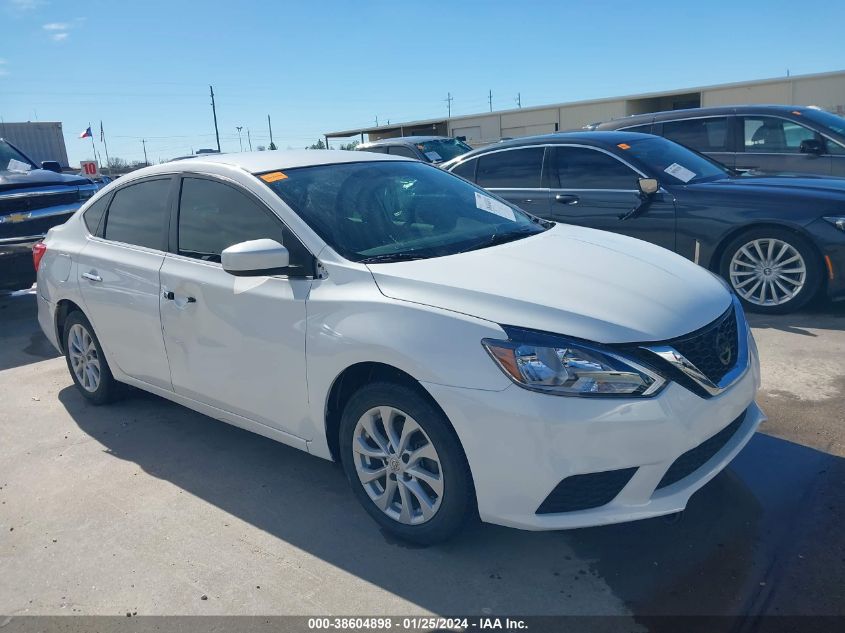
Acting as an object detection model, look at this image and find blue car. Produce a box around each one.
[443,131,845,314]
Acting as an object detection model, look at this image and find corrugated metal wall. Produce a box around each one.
[0,122,71,169]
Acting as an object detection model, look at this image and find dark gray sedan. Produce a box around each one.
[442,131,845,314]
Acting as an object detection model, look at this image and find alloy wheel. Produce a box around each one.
[352,406,444,525]
[68,323,101,393]
[729,238,806,307]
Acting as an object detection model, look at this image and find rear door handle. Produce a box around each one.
[555,194,580,205]
[81,272,102,282]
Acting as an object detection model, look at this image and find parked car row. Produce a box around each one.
[36,150,762,543]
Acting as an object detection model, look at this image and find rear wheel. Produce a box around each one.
[720,228,821,314]
[339,382,474,545]
[63,311,120,405]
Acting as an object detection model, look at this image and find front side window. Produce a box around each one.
[662,117,729,152]
[552,146,638,189]
[743,116,818,153]
[177,177,310,273]
[388,146,418,159]
[476,147,544,188]
[261,161,544,262]
[104,179,171,249]
[451,158,478,182]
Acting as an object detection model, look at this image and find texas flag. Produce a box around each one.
[79,126,92,139]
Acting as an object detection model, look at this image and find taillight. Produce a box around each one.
[32,242,47,271]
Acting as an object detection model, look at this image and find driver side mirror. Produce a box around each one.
[222,239,290,277]
[41,160,62,173]
[637,178,659,196]
[799,139,824,155]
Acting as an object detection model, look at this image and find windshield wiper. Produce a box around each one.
[359,252,426,264]
[461,227,538,253]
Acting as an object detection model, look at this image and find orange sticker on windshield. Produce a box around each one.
[260,171,287,182]
[617,143,631,150]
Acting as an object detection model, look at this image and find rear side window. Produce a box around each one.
[178,177,311,274]
[662,117,728,152]
[104,179,171,249]
[388,146,418,159]
[451,158,478,182]
[357,146,388,154]
[82,195,110,236]
[476,147,544,188]
[552,146,638,189]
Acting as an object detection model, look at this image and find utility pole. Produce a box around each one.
[209,85,221,152]
[236,126,243,152]
[247,128,253,151]
[488,89,493,112]
[515,92,522,108]
[445,92,453,117]
[141,139,148,166]
[267,114,276,150]
[375,115,379,127]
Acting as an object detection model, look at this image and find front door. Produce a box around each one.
[77,177,174,390]
[159,175,314,439]
[545,145,676,252]
[474,146,552,217]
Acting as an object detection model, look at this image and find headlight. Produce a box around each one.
[78,185,96,201]
[823,216,845,232]
[482,333,665,397]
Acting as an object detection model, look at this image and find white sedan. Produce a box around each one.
[35,150,764,543]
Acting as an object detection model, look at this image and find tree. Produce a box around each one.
[339,141,359,151]
[306,139,326,150]
[256,145,266,151]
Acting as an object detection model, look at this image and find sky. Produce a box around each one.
[1,0,843,166]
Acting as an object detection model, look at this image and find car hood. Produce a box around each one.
[694,174,845,200]
[367,224,731,344]
[0,168,90,193]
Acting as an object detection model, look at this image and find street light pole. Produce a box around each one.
[236,126,243,152]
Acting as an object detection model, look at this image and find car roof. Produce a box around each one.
[595,104,816,128]
[157,149,407,173]
[449,131,651,162]
[358,136,452,148]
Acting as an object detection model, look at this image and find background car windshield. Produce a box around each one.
[417,139,473,162]
[803,109,845,136]
[623,136,729,184]
[261,161,543,261]
[0,140,33,170]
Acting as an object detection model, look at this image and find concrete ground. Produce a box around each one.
[0,289,843,621]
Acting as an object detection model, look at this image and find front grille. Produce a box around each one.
[656,412,746,490]
[536,467,637,514]
[0,190,79,215]
[669,306,738,384]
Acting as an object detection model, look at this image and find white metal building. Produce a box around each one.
[325,69,845,147]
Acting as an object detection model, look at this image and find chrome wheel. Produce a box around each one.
[352,406,444,525]
[729,238,806,307]
[68,323,101,393]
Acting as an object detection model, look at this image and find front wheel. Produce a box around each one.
[720,228,822,314]
[339,383,475,545]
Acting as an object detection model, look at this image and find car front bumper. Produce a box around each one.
[423,343,762,531]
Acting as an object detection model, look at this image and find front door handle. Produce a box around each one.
[81,272,102,282]
[555,194,580,205]
[162,290,174,301]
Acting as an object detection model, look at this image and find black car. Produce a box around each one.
[0,139,97,292]
[442,131,845,314]
[355,136,472,164]
[589,105,845,177]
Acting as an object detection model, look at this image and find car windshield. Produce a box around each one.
[622,136,730,184]
[260,160,545,263]
[416,139,473,163]
[802,108,845,136]
[0,140,34,171]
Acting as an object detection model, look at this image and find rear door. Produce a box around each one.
[158,175,313,439]
[77,177,175,390]
[736,115,832,175]
[546,145,676,251]
[657,116,735,169]
[474,146,551,217]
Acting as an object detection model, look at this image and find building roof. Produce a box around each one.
[324,69,845,139]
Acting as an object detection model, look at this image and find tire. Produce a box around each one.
[63,311,120,405]
[719,227,822,315]
[339,382,475,545]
